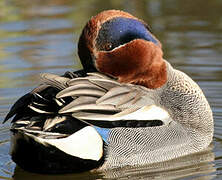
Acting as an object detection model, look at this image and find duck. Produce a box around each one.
[4,10,214,174]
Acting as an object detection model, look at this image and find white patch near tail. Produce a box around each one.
[33,126,103,161]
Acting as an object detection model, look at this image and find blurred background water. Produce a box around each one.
[0,0,222,179]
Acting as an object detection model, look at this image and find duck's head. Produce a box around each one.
[78,10,167,89]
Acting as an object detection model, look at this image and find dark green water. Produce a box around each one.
[0,0,222,179]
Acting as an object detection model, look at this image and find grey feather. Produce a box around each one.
[67,76,99,86]
[96,87,131,104]
[72,112,114,121]
[87,72,113,79]
[89,78,121,90]
[40,73,69,90]
[59,103,120,114]
[59,96,98,113]
[71,107,140,121]
[56,88,106,99]
[56,83,106,98]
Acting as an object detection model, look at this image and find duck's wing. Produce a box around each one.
[56,73,172,128]
[3,70,89,137]
[5,71,171,134]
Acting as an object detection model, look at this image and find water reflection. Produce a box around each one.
[0,0,222,179]
[102,145,215,180]
[12,145,215,180]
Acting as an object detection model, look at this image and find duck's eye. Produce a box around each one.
[104,43,113,51]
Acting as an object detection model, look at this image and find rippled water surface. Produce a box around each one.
[0,0,222,179]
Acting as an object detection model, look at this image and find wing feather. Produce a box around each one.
[56,83,106,98]
[59,103,120,114]
[89,78,121,90]
[59,96,97,113]
[40,73,69,90]
[56,89,105,99]
[67,76,100,86]
[6,71,170,130]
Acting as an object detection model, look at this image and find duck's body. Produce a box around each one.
[4,10,213,174]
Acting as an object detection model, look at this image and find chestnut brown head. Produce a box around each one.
[78,10,166,89]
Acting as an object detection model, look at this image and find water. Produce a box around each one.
[0,0,222,179]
